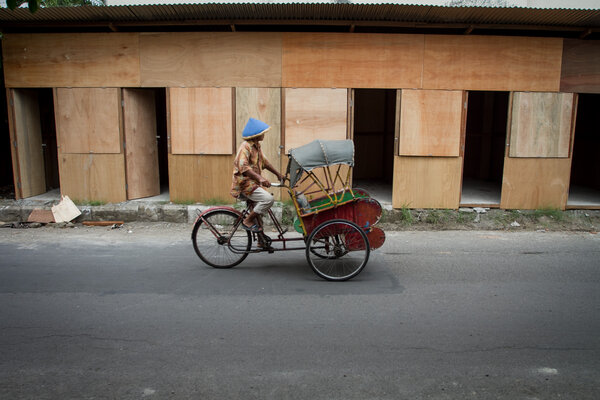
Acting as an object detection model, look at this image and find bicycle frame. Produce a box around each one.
[195,203,306,254]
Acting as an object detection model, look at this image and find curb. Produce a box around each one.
[1,199,599,231]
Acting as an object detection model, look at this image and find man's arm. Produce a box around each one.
[262,158,284,181]
[242,169,271,188]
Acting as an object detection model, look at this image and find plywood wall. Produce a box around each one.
[168,154,235,203]
[282,33,423,88]
[284,88,348,153]
[58,153,127,203]
[2,33,140,88]
[393,156,463,209]
[140,32,282,88]
[500,157,571,210]
[169,88,234,155]
[2,32,566,92]
[54,88,122,154]
[423,35,563,92]
[508,92,575,158]
[560,39,600,94]
[399,89,465,157]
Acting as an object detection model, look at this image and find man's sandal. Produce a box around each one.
[242,223,262,233]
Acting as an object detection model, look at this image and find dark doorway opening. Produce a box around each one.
[568,94,600,208]
[352,89,396,204]
[155,88,169,197]
[0,80,13,199]
[39,89,59,192]
[461,91,509,207]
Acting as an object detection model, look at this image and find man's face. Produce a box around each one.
[257,134,265,142]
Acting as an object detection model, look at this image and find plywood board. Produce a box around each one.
[282,33,423,88]
[509,92,574,158]
[55,88,122,154]
[169,88,234,155]
[123,89,160,200]
[284,88,348,153]
[3,33,140,88]
[500,157,571,210]
[140,32,282,88]
[235,88,282,199]
[168,154,235,203]
[10,89,46,198]
[399,89,464,157]
[423,35,563,91]
[392,156,462,209]
[58,153,126,203]
[560,39,600,94]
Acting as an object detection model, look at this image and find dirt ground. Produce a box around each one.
[378,208,600,232]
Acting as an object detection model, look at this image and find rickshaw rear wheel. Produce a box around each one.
[306,219,370,281]
[192,209,251,268]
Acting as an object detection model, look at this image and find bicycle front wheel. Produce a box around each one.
[306,219,370,281]
[192,209,251,268]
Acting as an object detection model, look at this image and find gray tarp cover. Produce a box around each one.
[288,139,354,187]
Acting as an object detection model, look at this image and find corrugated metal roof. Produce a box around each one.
[0,3,598,31]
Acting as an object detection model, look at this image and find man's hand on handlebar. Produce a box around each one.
[259,176,271,188]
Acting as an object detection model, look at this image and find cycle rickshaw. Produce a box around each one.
[191,139,385,281]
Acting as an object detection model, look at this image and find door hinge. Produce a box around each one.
[123,141,126,149]
[13,140,17,148]
[16,181,21,189]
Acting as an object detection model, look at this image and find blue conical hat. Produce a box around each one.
[242,118,270,140]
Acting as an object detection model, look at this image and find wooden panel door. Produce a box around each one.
[123,89,160,200]
[236,87,282,198]
[7,89,46,198]
[284,88,348,153]
[169,87,234,155]
[54,88,122,154]
[500,157,571,210]
[399,89,465,157]
[393,156,463,209]
[168,154,234,204]
[58,153,127,203]
[508,92,575,158]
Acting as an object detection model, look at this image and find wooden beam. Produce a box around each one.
[2,19,597,36]
[579,28,592,39]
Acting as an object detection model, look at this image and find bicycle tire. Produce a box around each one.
[306,219,370,281]
[192,209,251,268]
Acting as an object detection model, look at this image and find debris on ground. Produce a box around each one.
[27,209,55,224]
[82,221,124,227]
[2,222,42,229]
[51,195,81,223]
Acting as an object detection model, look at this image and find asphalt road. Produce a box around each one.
[1,225,599,399]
